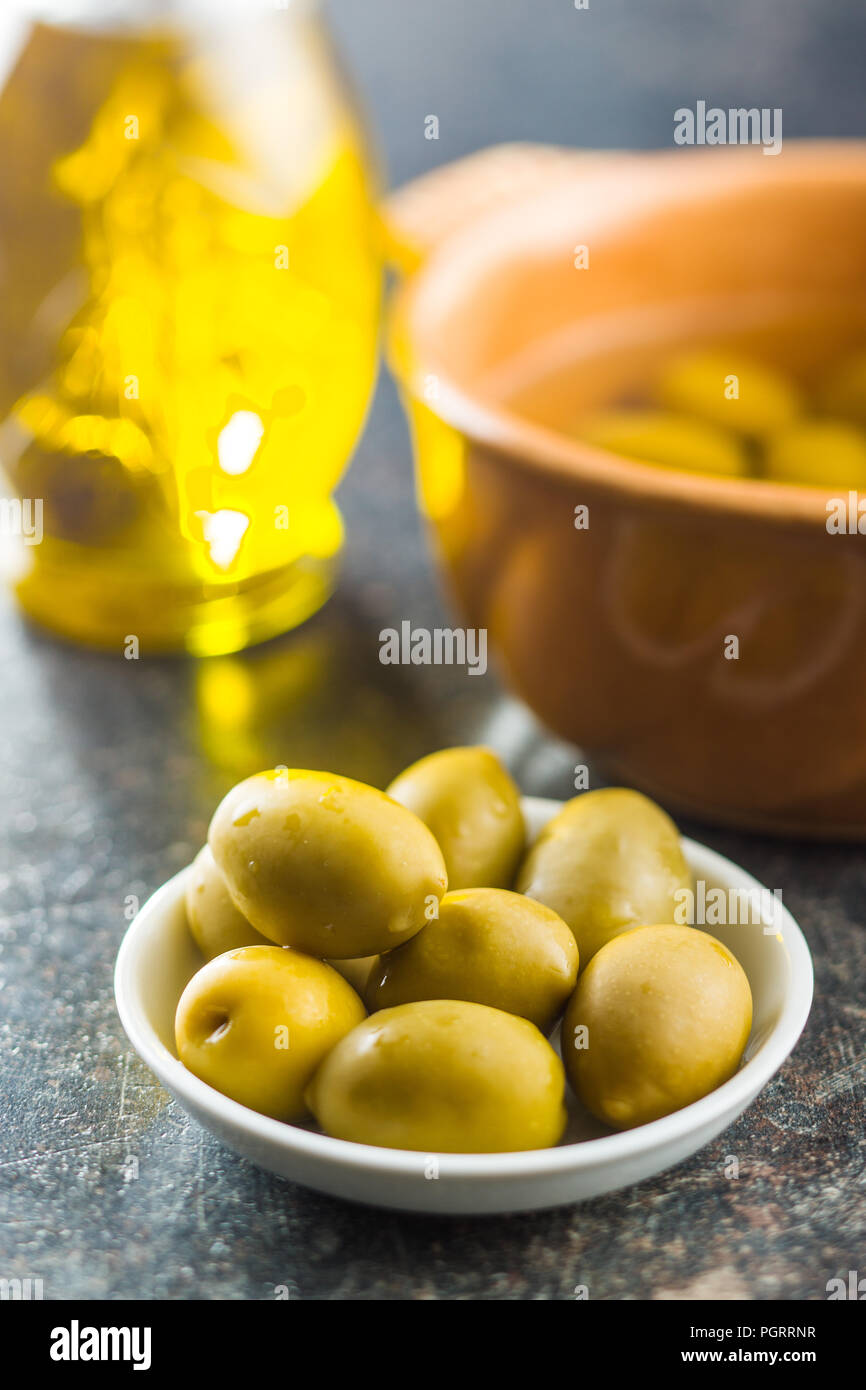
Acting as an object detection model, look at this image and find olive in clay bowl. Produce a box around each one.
[579,409,747,478]
[563,924,752,1130]
[366,887,577,1032]
[764,420,866,488]
[386,746,525,889]
[516,787,692,967]
[657,350,800,440]
[306,999,567,1153]
[208,769,447,958]
[818,349,866,429]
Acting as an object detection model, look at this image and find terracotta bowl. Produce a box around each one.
[387,142,866,838]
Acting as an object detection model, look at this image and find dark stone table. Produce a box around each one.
[1,0,863,1301]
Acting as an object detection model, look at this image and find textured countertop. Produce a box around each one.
[1,0,864,1301]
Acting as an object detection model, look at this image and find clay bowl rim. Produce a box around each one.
[390,139,866,530]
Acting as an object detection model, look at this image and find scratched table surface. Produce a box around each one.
[1,0,864,1301]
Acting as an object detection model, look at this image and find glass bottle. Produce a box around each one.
[0,0,381,653]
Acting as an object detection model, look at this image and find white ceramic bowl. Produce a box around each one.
[115,797,813,1214]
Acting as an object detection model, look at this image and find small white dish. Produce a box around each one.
[115,797,813,1214]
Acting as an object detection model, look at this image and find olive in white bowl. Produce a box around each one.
[115,797,813,1215]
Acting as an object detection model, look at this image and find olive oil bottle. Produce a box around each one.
[0,2,381,653]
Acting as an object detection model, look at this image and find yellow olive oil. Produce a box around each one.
[0,11,381,653]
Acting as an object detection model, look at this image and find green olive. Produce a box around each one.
[366,887,578,1032]
[764,420,866,489]
[385,746,525,890]
[185,845,271,960]
[579,409,748,477]
[306,999,567,1153]
[516,788,693,966]
[328,955,378,994]
[817,350,866,429]
[563,924,752,1129]
[657,351,800,440]
[175,945,366,1121]
[208,769,447,958]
